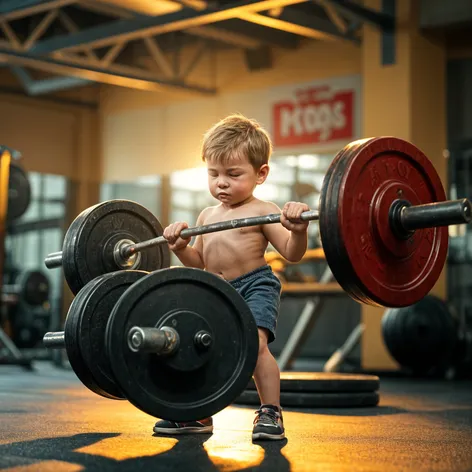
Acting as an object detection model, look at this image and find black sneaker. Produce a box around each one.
[153,417,213,435]
[252,405,285,441]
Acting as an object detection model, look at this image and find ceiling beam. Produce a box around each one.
[238,6,359,42]
[76,0,295,49]
[0,0,76,21]
[320,0,394,31]
[238,12,335,40]
[10,65,92,95]
[29,0,308,54]
[77,0,180,18]
[0,47,216,94]
[207,19,300,49]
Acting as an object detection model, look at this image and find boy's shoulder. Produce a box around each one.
[251,198,280,215]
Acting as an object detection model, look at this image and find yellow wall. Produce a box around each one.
[361,0,447,370]
[101,39,361,180]
[0,70,101,212]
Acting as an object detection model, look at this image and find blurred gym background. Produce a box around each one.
[0,0,471,380]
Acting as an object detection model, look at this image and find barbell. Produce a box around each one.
[44,137,472,308]
[43,267,258,421]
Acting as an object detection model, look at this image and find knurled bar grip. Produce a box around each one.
[44,199,472,270]
[122,210,320,257]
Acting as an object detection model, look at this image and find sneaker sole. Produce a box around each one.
[252,432,286,441]
[153,426,213,435]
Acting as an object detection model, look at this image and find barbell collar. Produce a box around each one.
[121,209,320,258]
[45,251,63,269]
[43,331,65,349]
[127,326,180,354]
[113,238,142,269]
[400,198,472,232]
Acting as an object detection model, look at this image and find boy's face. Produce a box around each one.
[206,155,269,206]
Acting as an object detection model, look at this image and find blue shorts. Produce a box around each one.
[228,265,281,344]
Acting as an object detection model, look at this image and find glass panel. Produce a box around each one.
[28,172,42,199]
[14,232,41,268]
[99,178,161,216]
[266,160,296,184]
[21,201,41,221]
[171,189,196,208]
[43,174,67,199]
[41,228,64,301]
[100,182,114,202]
[171,167,208,191]
[170,209,195,224]
[43,202,65,219]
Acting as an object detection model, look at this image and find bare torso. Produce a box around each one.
[200,199,273,280]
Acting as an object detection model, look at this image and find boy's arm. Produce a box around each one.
[169,210,208,269]
[262,202,308,263]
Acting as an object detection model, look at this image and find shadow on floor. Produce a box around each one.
[0,432,290,472]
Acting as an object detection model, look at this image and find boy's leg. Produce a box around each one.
[253,328,281,407]
[252,328,285,441]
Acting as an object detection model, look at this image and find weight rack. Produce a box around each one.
[0,146,32,369]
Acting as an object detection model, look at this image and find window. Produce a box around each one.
[100,176,162,216]
[168,151,335,263]
[5,172,68,309]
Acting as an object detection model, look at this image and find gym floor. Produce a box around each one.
[0,363,471,472]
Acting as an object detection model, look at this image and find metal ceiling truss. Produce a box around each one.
[0,0,395,96]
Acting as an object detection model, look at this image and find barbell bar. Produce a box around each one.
[44,200,470,270]
[42,137,472,307]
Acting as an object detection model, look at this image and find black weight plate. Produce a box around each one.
[234,390,379,408]
[246,372,379,393]
[7,163,31,221]
[381,295,457,371]
[62,204,95,295]
[66,270,149,400]
[79,270,150,399]
[16,270,50,306]
[106,267,259,422]
[62,200,170,295]
[64,277,104,395]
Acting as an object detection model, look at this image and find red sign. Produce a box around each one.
[272,85,354,147]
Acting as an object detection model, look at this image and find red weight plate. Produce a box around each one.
[319,137,448,307]
[319,139,372,305]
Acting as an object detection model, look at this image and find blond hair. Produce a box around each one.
[202,114,272,169]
